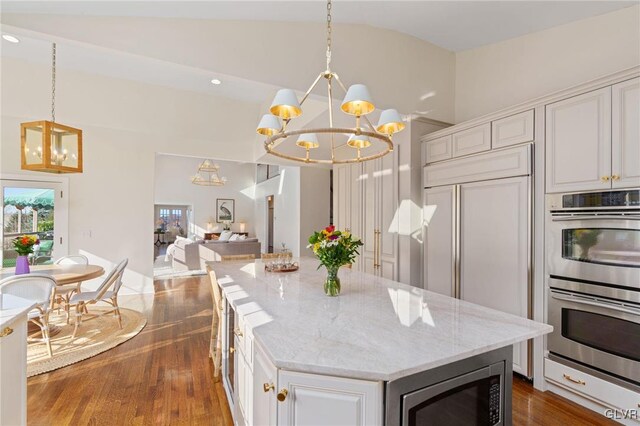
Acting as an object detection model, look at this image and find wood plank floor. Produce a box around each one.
[27,275,615,425]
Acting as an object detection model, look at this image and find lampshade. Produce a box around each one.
[270,89,302,119]
[296,133,319,149]
[256,114,281,136]
[341,84,375,116]
[347,134,371,149]
[376,109,405,135]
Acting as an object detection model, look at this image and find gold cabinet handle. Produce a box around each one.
[229,347,235,353]
[277,389,288,402]
[563,373,585,385]
[233,328,243,337]
[612,175,620,181]
[0,327,13,338]
[601,176,610,183]
[263,383,275,393]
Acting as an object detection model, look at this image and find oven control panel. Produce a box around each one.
[549,189,640,210]
[489,377,501,425]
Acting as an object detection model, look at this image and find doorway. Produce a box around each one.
[1,178,68,267]
[153,204,191,256]
[267,195,274,253]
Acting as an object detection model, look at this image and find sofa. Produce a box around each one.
[170,238,261,271]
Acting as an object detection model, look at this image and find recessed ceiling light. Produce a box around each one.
[211,78,222,85]
[2,35,20,43]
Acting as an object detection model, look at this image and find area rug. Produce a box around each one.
[27,307,147,377]
[153,255,207,279]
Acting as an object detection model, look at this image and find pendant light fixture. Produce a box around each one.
[256,0,405,164]
[21,43,83,174]
[191,160,227,186]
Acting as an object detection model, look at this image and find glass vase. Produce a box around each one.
[324,265,341,297]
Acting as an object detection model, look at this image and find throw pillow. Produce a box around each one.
[218,230,233,241]
[238,235,247,240]
[229,233,240,242]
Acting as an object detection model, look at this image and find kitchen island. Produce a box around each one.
[209,258,551,426]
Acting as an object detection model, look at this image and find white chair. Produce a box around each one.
[68,259,128,339]
[54,255,89,323]
[0,274,57,357]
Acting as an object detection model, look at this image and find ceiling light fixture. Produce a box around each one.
[256,0,405,164]
[211,78,222,85]
[21,43,83,174]
[191,160,227,186]
[2,34,20,43]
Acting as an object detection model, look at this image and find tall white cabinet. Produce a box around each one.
[422,145,532,377]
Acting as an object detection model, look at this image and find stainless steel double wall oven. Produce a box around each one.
[546,189,640,388]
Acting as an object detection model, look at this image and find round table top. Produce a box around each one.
[0,264,105,286]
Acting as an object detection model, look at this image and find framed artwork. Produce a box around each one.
[216,198,235,223]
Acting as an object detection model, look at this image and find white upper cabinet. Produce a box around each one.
[492,110,535,149]
[611,77,640,189]
[277,370,382,426]
[546,87,612,193]
[452,123,491,158]
[425,135,452,164]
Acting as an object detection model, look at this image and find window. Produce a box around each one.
[256,164,281,184]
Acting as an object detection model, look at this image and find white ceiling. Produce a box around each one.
[1,1,636,51]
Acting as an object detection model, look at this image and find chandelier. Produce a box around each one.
[191,160,227,186]
[255,0,405,164]
[21,43,83,173]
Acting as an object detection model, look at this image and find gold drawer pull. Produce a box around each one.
[229,347,235,354]
[601,176,610,183]
[233,328,243,337]
[277,389,288,402]
[263,382,275,393]
[563,373,585,385]
[0,327,13,338]
[612,175,620,181]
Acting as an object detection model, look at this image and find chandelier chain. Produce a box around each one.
[51,42,56,123]
[326,0,332,69]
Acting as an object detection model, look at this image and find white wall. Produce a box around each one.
[455,5,640,122]
[1,58,261,293]
[153,155,257,237]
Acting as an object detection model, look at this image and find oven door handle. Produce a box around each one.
[551,215,640,221]
[550,292,640,317]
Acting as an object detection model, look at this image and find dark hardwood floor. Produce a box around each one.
[27,276,614,425]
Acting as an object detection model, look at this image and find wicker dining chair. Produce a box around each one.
[261,253,280,260]
[0,274,57,357]
[68,258,128,339]
[206,266,223,379]
[53,254,89,323]
[220,254,255,262]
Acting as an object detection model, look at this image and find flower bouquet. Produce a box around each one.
[12,235,39,275]
[308,225,363,296]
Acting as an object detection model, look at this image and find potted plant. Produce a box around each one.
[12,235,39,275]
[308,226,363,296]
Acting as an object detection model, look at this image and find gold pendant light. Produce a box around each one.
[191,160,227,186]
[21,43,83,174]
[256,0,405,164]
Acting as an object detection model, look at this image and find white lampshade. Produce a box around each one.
[256,114,282,136]
[296,133,319,149]
[341,84,375,116]
[270,89,302,119]
[376,109,405,135]
[347,134,371,149]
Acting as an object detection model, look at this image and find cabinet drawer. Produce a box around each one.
[545,358,640,418]
[452,124,491,157]
[424,135,452,164]
[492,110,534,148]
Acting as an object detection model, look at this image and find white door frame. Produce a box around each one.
[1,173,69,265]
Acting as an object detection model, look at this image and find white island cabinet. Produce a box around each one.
[212,259,551,426]
[0,294,36,426]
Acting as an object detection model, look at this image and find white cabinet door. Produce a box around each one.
[361,160,377,275]
[0,318,27,426]
[459,177,530,376]
[612,77,640,189]
[378,151,398,280]
[492,110,534,149]
[277,370,382,426]
[425,135,452,164]
[423,186,455,296]
[452,124,491,158]
[333,165,350,233]
[252,345,277,426]
[236,338,250,423]
[546,87,612,193]
[349,163,363,271]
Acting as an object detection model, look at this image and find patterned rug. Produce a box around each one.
[27,306,146,377]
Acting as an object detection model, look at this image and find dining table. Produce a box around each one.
[0,263,105,336]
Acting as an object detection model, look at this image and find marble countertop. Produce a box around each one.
[0,294,36,329]
[211,258,552,382]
